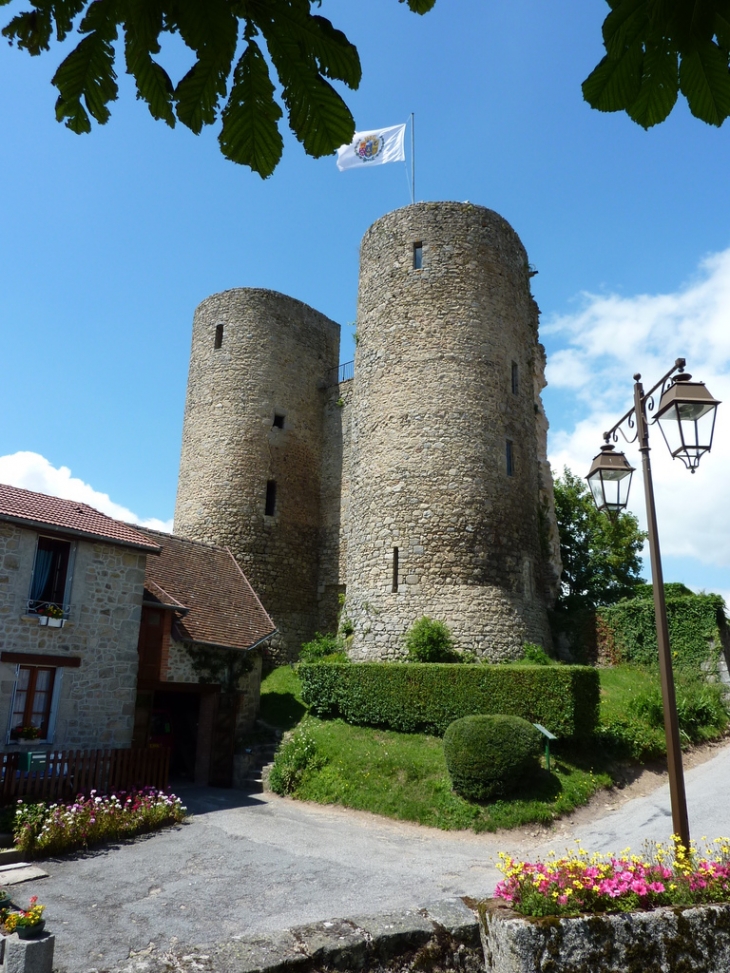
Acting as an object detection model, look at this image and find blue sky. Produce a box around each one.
[1,0,729,601]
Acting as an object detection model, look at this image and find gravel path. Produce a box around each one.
[11,737,730,972]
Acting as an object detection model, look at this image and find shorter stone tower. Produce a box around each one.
[174,289,339,660]
[344,202,557,659]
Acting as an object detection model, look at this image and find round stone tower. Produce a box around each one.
[345,202,554,660]
[174,288,339,661]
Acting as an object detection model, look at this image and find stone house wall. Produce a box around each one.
[165,638,262,733]
[0,520,146,750]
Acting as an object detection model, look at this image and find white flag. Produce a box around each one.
[336,123,406,171]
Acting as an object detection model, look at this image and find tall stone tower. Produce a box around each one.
[344,202,557,659]
[174,289,339,660]
[173,203,561,664]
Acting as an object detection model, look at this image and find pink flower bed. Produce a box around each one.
[495,837,730,917]
[14,788,186,856]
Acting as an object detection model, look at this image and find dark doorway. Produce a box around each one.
[152,690,201,781]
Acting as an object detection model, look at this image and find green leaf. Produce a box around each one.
[714,7,730,51]
[52,21,118,132]
[303,15,362,87]
[264,26,355,155]
[123,0,175,126]
[50,0,89,42]
[172,0,238,132]
[400,0,437,13]
[219,40,284,177]
[679,39,730,124]
[2,9,53,54]
[627,42,679,127]
[602,0,649,60]
[582,38,643,111]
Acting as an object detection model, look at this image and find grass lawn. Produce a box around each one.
[259,662,727,833]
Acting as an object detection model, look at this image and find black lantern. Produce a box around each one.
[586,443,635,514]
[654,374,721,472]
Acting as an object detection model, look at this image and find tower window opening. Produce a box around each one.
[413,243,423,270]
[265,480,277,516]
[273,413,285,429]
[511,361,519,395]
[214,324,224,349]
[392,547,399,593]
[506,440,514,477]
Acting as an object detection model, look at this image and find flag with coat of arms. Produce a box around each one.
[336,123,406,171]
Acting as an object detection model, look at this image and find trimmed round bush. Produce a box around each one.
[443,715,542,801]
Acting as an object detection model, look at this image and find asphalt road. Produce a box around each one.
[13,739,730,972]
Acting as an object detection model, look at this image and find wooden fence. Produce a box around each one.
[0,747,170,804]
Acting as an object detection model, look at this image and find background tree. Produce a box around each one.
[0,0,435,177]
[584,0,730,129]
[553,467,647,613]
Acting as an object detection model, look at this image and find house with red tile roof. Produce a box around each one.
[0,484,275,786]
[131,527,276,787]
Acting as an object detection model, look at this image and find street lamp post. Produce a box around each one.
[586,358,720,851]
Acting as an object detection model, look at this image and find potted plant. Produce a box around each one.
[35,604,64,627]
[479,840,730,972]
[4,896,45,939]
[10,725,41,742]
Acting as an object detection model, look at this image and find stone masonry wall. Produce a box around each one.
[345,202,553,660]
[174,289,340,663]
[0,521,146,749]
[317,378,353,635]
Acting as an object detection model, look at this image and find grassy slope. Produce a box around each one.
[260,663,727,832]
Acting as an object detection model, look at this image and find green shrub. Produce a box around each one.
[595,667,729,761]
[597,589,728,671]
[517,643,555,666]
[299,662,599,738]
[405,617,458,662]
[299,632,346,664]
[268,725,325,795]
[629,676,728,743]
[443,715,542,801]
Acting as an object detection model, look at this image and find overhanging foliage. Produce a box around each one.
[585,0,730,129]
[0,0,436,176]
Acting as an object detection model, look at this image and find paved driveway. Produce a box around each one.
[12,739,730,972]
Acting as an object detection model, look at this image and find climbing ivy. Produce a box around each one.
[597,585,728,672]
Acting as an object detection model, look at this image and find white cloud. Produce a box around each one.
[0,452,173,533]
[546,248,730,572]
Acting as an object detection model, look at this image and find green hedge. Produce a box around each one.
[298,662,599,738]
[597,585,728,670]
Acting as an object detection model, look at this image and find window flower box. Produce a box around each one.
[46,617,64,628]
[479,898,730,972]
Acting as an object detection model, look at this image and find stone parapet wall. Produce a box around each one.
[480,899,730,973]
[0,521,145,749]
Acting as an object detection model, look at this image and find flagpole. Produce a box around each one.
[410,112,415,204]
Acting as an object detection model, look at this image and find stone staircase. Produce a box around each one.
[234,720,283,793]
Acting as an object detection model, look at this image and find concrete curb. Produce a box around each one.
[105,898,483,973]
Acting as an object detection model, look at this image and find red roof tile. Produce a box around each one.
[0,483,161,552]
[137,528,276,652]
